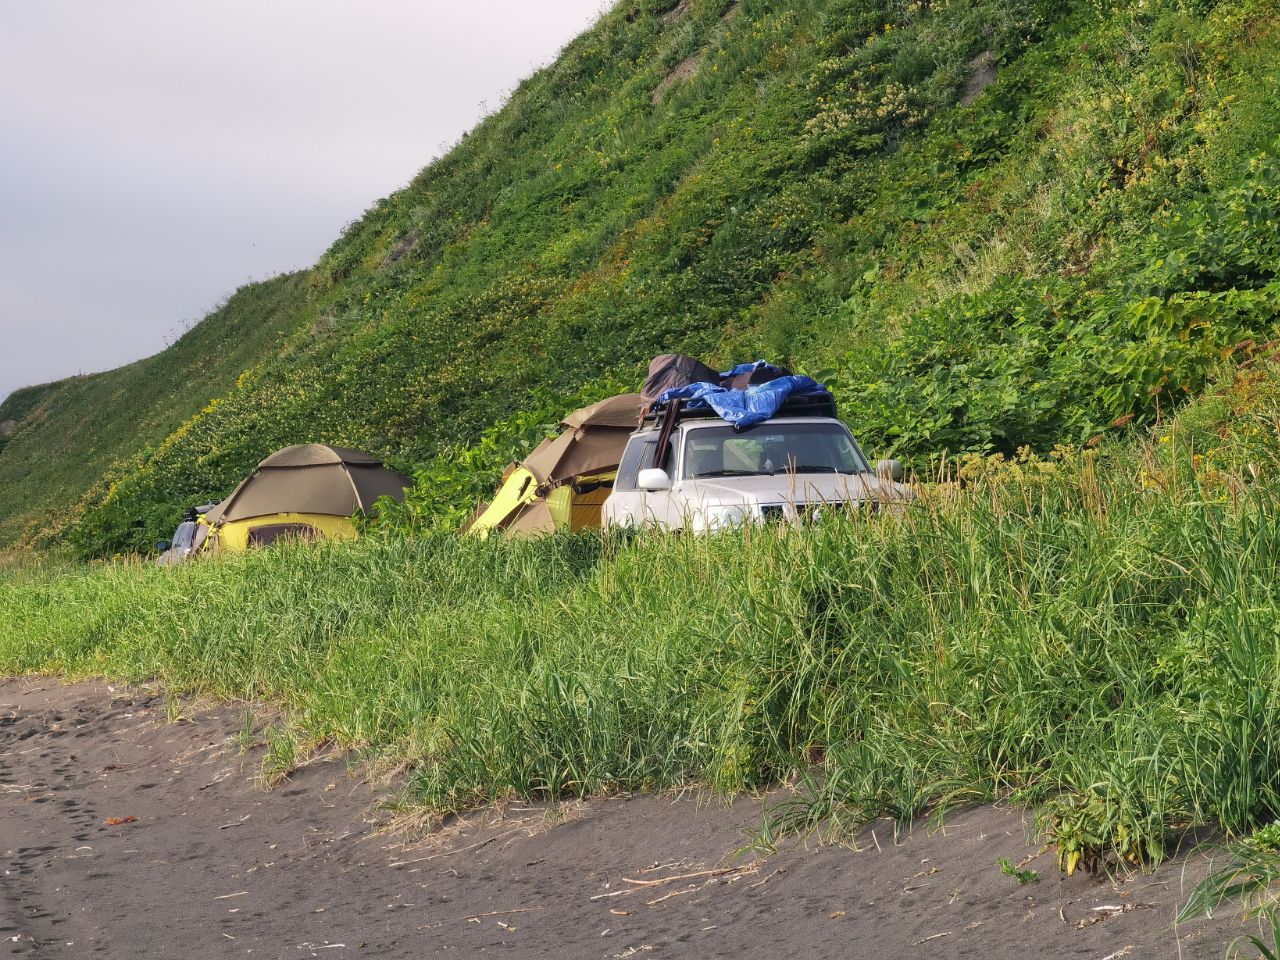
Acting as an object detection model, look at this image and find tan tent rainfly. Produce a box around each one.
[203,444,410,551]
[465,394,643,537]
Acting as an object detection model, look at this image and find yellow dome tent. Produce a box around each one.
[202,444,410,551]
[465,394,643,537]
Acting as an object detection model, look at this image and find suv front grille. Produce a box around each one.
[758,500,879,524]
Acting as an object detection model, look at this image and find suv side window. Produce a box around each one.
[615,436,673,491]
[615,438,654,492]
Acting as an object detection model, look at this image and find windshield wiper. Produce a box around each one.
[691,469,760,478]
[788,465,856,474]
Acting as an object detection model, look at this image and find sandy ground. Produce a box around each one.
[0,677,1257,959]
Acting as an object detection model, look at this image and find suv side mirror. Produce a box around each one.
[875,459,905,482]
[637,468,672,491]
[155,540,172,552]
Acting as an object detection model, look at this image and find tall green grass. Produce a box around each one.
[6,362,1280,871]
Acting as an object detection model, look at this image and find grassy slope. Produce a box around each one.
[5,354,1280,873]
[35,0,1274,557]
[0,274,311,548]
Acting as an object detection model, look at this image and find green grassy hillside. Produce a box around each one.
[0,275,311,549]
[2,0,1278,558]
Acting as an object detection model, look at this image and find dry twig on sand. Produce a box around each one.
[622,863,759,887]
[590,888,636,901]
[389,837,495,868]
[1074,903,1154,930]
[914,932,951,945]
[645,886,699,907]
[461,906,543,922]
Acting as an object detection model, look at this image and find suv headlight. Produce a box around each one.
[696,504,751,531]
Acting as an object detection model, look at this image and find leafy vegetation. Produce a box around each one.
[996,857,1040,885]
[0,0,1273,556]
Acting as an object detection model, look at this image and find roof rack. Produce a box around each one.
[641,391,838,431]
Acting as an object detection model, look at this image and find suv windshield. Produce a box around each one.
[681,423,868,479]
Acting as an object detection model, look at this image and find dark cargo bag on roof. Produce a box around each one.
[721,360,794,391]
[641,353,721,404]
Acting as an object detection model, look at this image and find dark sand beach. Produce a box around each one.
[0,677,1254,958]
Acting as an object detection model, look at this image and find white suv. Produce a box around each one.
[602,404,911,532]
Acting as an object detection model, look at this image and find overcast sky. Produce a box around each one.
[0,0,607,405]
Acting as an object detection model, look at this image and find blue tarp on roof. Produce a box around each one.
[656,361,831,429]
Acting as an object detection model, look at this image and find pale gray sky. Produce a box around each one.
[0,0,607,404]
